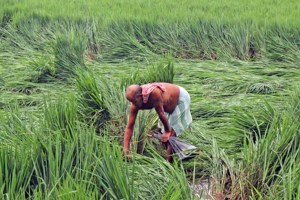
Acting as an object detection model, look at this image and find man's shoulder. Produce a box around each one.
[150,87,164,98]
[129,103,139,113]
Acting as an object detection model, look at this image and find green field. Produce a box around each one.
[2,0,300,26]
[0,1,300,199]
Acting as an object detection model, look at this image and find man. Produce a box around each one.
[123,82,192,162]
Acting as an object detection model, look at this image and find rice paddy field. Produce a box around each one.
[0,0,300,199]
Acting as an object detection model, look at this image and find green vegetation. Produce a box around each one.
[0,0,300,199]
[1,0,300,26]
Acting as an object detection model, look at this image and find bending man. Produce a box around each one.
[123,82,192,162]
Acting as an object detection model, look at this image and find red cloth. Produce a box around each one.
[141,83,166,103]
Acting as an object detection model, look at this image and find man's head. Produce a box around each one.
[126,85,143,108]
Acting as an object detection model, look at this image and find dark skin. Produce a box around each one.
[124,83,180,161]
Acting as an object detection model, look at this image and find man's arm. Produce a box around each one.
[155,102,171,133]
[123,104,138,153]
[154,98,173,142]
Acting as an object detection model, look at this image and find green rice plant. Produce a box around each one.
[274,151,300,200]
[204,89,300,199]
[208,139,233,199]
[180,119,217,160]
[191,102,229,119]
[286,87,300,120]
[42,96,78,139]
[0,102,41,154]
[130,110,158,154]
[0,17,94,83]
[52,30,87,80]
[231,103,274,141]
[121,60,174,87]
[266,25,300,65]
[215,23,255,60]
[29,52,56,83]
[94,77,128,140]
[32,135,77,198]
[85,20,100,60]
[0,10,12,28]
[91,18,300,62]
[224,81,282,95]
[99,21,198,61]
[0,103,33,136]
[0,18,54,63]
[99,21,158,62]
[96,19,267,61]
[189,21,219,59]
[242,115,299,199]
[0,145,34,199]
[245,82,277,94]
[133,148,195,200]
[29,175,100,200]
[0,104,39,199]
[144,60,174,83]
[13,17,53,51]
[75,68,109,131]
[1,12,299,64]
[30,123,101,199]
[96,77,127,121]
[93,137,134,199]
[0,22,55,85]
[93,138,195,199]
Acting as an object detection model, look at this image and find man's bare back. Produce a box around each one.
[130,82,180,112]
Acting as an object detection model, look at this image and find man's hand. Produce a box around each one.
[161,131,172,142]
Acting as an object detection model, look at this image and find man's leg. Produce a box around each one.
[166,130,176,162]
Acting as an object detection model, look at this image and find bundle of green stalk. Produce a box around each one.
[151,130,197,160]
